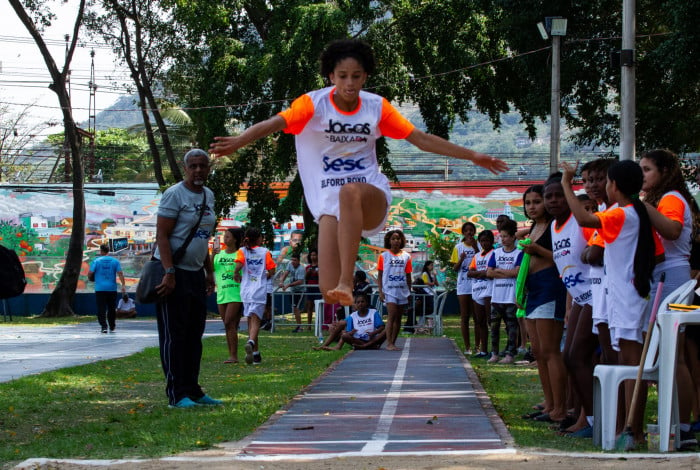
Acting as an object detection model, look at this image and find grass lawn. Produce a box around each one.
[0,314,663,468]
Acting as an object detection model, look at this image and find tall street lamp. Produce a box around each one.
[619,0,635,161]
[537,17,567,176]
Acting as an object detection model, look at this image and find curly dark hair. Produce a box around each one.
[320,39,376,78]
[383,229,406,249]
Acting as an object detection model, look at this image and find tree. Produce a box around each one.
[461,0,700,153]
[84,0,185,186]
[163,1,394,243]
[9,0,89,316]
[46,127,153,182]
[0,103,53,182]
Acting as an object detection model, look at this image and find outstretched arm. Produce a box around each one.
[405,129,508,174]
[209,116,287,157]
[561,161,602,229]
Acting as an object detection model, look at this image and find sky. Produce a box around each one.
[0,1,131,136]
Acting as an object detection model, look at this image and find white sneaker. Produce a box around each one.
[487,353,499,364]
[245,340,254,365]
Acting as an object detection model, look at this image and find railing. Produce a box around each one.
[270,285,450,340]
[307,290,449,342]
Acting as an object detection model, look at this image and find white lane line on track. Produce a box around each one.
[361,337,411,453]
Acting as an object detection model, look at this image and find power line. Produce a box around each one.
[0,31,677,116]
[0,34,114,50]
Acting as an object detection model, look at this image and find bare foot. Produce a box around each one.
[386,344,402,351]
[327,285,353,306]
[223,359,238,364]
[324,291,338,304]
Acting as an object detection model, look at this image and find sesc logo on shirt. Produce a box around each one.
[323,156,367,172]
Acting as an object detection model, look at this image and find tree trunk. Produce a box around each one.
[108,5,167,186]
[144,89,182,181]
[9,0,88,317]
[42,92,86,317]
[138,96,166,186]
[131,13,182,182]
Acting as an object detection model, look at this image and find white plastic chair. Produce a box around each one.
[418,290,448,336]
[314,299,349,340]
[314,299,325,340]
[657,290,700,451]
[592,279,696,450]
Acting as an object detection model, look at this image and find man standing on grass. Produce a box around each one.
[153,149,222,409]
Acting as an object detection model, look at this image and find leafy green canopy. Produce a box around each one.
[159,0,699,243]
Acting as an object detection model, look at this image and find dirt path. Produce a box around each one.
[16,449,700,470]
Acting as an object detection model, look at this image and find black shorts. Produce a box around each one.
[290,292,304,308]
[304,286,322,305]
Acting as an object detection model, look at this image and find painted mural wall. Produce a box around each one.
[0,180,546,294]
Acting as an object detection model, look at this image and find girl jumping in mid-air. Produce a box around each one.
[210,39,507,307]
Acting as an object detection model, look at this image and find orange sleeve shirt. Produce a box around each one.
[657,193,686,225]
[596,205,664,256]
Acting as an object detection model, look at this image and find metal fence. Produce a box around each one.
[268,285,449,341]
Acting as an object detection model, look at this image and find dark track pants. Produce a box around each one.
[156,268,207,405]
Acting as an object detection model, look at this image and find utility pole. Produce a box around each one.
[537,17,568,175]
[550,34,562,176]
[620,0,635,161]
[87,49,97,180]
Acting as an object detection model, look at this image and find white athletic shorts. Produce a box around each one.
[384,293,409,306]
[314,179,392,238]
[456,277,473,296]
[243,302,266,319]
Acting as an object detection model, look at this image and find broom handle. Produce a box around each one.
[625,272,666,429]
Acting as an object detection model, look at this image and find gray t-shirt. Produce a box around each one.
[154,182,216,271]
[286,263,307,292]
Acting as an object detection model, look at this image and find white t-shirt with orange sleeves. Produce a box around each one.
[469,249,494,305]
[597,205,662,349]
[588,230,608,329]
[278,87,415,236]
[551,213,595,306]
[588,202,609,329]
[653,190,692,273]
[235,246,276,304]
[377,250,413,302]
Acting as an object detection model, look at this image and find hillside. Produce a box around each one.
[88,94,610,182]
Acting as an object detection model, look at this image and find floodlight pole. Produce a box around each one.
[620,0,635,161]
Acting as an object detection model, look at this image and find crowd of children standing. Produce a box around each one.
[209,76,700,448]
[446,150,700,448]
